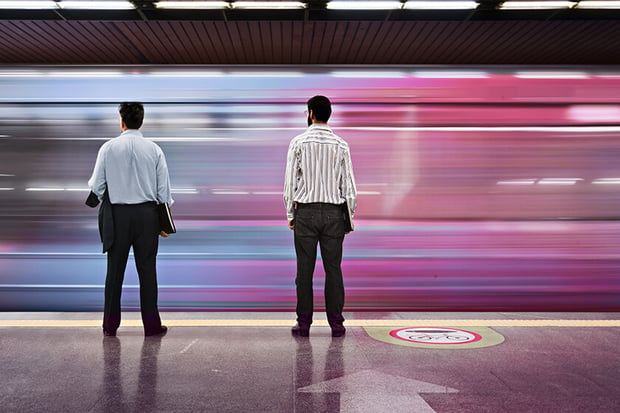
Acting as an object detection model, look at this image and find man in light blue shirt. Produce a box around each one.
[88,102,173,337]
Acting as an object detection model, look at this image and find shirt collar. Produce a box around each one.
[308,123,332,132]
[120,129,143,137]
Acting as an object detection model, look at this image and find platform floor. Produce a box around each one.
[1,312,619,412]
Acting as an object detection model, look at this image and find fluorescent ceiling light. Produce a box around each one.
[0,1,57,8]
[515,71,589,79]
[412,71,489,78]
[155,1,230,9]
[232,1,305,9]
[404,1,478,9]
[58,1,135,9]
[327,1,403,10]
[576,1,620,8]
[500,1,576,9]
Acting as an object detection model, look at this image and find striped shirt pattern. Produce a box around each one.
[284,123,357,221]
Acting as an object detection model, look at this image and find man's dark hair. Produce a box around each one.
[307,95,332,123]
[119,102,144,129]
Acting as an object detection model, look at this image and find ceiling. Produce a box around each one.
[0,1,619,65]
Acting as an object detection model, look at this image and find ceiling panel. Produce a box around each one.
[0,17,619,65]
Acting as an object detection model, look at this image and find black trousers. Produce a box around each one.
[103,202,162,334]
[294,203,346,327]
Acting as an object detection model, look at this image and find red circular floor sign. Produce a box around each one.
[389,327,483,345]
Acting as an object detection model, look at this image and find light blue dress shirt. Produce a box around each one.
[88,129,173,205]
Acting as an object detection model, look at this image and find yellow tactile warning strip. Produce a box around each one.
[0,319,620,328]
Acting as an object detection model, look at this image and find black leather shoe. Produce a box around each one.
[145,325,168,337]
[291,324,309,337]
[103,328,116,337]
[331,326,346,338]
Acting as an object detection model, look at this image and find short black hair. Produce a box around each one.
[307,95,332,122]
[119,102,144,129]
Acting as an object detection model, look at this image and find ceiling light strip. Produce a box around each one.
[326,1,403,10]
[404,1,478,10]
[575,1,620,8]
[58,1,136,9]
[0,0,57,8]
[232,1,305,9]
[155,1,230,9]
[499,1,576,9]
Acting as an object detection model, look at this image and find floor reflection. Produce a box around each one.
[294,337,345,412]
[100,336,162,412]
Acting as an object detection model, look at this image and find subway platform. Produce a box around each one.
[1,312,619,412]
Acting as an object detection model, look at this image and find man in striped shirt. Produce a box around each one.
[284,95,357,338]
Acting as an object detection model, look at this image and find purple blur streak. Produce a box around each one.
[0,66,619,311]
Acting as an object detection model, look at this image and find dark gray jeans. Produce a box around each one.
[293,203,346,327]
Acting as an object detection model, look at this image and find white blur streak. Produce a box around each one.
[412,71,489,78]
[212,190,250,195]
[228,72,305,77]
[342,126,620,132]
[567,105,620,122]
[65,188,90,192]
[48,71,124,78]
[358,191,382,195]
[171,188,200,194]
[593,178,620,185]
[538,178,584,185]
[25,188,65,192]
[0,174,15,177]
[0,70,44,77]
[330,71,408,78]
[515,72,589,79]
[149,71,225,77]
[0,188,15,191]
[497,179,537,185]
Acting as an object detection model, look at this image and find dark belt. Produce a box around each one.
[112,201,157,207]
[296,202,344,210]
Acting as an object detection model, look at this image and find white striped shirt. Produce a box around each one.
[284,123,357,221]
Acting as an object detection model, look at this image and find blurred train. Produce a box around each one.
[1,65,619,311]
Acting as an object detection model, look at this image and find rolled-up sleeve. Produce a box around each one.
[283,140,297,221]
[88,144,108,200]
[340,145,357,216]
[156,147,174,205]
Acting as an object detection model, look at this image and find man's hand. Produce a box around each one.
[288,220,295,230]
[160,231,170,238]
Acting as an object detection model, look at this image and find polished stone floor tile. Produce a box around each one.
[0,313,619,412]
